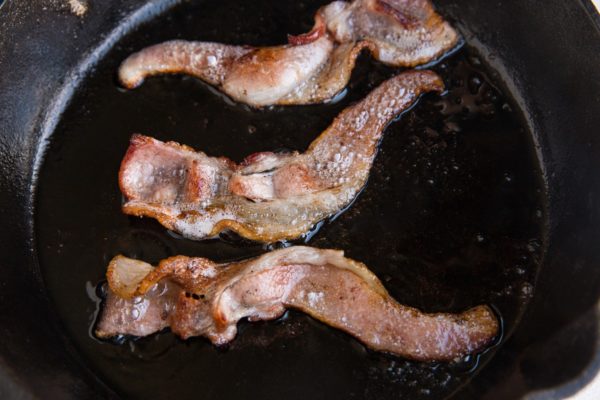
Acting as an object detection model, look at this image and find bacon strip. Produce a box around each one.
[96,247,498,362]
[118,0,458,106]
[119,71,443,242]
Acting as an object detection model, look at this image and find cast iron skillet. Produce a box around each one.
[0,0,599,398]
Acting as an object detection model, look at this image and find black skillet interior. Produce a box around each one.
[0,1,599,399]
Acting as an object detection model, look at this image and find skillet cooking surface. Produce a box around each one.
[33,0,548,398]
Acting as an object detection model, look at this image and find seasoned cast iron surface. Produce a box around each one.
[35,0,547,398]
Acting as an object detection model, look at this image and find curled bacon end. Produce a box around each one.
[287,14,327,46]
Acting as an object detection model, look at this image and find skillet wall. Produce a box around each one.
[0,0,598,398]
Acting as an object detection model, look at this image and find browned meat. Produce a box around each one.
[96,247,499,362]
[119,70,444,242]
[118,0,458,106]
[322,0,459,66]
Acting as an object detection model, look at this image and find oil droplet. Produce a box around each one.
[468,74,483,94]
[535,209,543,218]
[521,282,534,297]
[527,239,540,253]
[468,55,482,66]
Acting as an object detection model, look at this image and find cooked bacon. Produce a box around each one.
[322,0,459,66]
[118,0,458,106]
[119,71,444,242]
[96,247,499,362]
